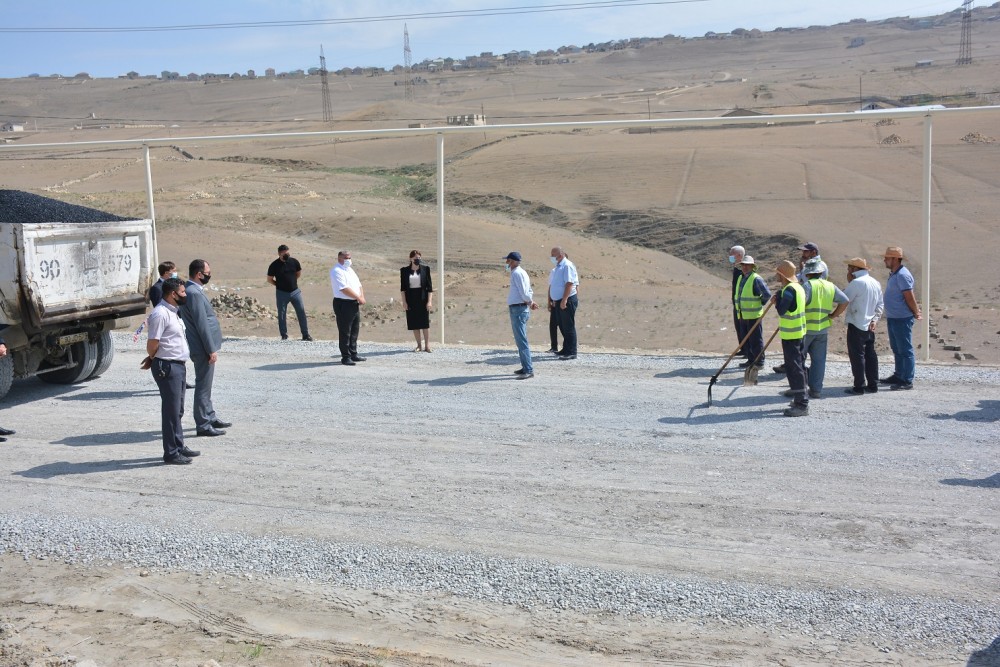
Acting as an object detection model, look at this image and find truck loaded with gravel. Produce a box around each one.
[0,190,156,399]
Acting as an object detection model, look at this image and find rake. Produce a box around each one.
[707,301,772,406]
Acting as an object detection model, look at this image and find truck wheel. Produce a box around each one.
[0,355,13,400]
[88,331,115,379]
[39,339,99,385]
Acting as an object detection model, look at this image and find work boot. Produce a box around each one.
[783,404,809,417]
[773,364,786,374]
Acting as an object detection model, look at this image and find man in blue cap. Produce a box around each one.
[504,252,539,379]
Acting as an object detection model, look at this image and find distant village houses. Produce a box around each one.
[1,122,25,132]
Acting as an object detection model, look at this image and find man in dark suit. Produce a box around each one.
[179,259,231,437]
[147,260,177,307]
[0,334,14,442]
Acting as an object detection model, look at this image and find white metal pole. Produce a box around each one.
[437,133,445,345]
[921,116,932,362]
[143,144,158,264]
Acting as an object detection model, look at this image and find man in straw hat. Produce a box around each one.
[842,257,884,395]
[881,246,921,390]
[734,255,771,369]
[771,260,810,417]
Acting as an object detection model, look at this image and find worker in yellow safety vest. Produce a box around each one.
[800,257,849,398]
[771,260,810,417]
[734,255,772,369]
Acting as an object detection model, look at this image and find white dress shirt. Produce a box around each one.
[843,270,884,330]
[330,262,362,300]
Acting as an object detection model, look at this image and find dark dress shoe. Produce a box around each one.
[196,427,226,437]
[185,382,196,389]
[302,335,314,341]
[558,354,577,360]
[844,387,865,395]
[865,386,878,394]
[178,447,201,457]
[890,382,913,390]
[0,436,6,443]
[879,375,902,385]
[164,455,192,465]
[211,420,232,429]
[341,358,356,366]
[0,426,14,436]
[773,364,786,374]
[514,368,526,375]
[546,348,558,354]
[351,356,367,362]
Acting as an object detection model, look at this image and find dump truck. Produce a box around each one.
[0,190,156,399]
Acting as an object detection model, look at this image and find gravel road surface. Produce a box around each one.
[1,334,998,666]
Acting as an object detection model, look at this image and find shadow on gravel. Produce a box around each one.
[15,457,164,478]
[967,635,1000,666]
[467,351,521,366]
[52,431,160,447]
[252,361,338,371]
[56,390,159,401]
[656,369,712,379]
[940,473,1000,489]
[410,374,513,386]
[929,400,1000,423]
[660,410,785,424]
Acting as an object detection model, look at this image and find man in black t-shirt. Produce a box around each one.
[267,244,313,341]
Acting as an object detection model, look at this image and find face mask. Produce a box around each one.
[728,255,736,264]
[413,257,421,266]
[550,256,558,267]
[343,259,352,269]
[199,273,211,285]
[504,263,511,273]
[281,253,290,261]
[170,271,178,279]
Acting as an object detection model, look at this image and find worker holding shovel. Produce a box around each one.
[772,261,810,417]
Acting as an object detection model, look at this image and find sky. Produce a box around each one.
[0,0,969,79]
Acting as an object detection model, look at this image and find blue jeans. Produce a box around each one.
[508,304,533,374]
[887,316,916,383]
[803,332,828,393]
[276,288,309,338]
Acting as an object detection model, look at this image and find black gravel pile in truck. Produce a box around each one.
[0,190,131,224]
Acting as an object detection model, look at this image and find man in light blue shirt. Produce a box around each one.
[881,246,921,390]
[548,246,579,359]
[505,252,539,379]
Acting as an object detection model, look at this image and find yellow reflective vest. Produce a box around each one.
[735,271,764,320]
[778,282,806,340]
[805,278,836,333]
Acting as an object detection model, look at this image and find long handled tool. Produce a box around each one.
[707,301,772,406]
[744,326,780,386]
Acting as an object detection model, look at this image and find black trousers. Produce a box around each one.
[733,307,745,357]
[781,338,808,406]
[737,317,764,364]
[333,298,360,360]
[553,294,578,355]
[151,358,186,460]
[847,323,879,390]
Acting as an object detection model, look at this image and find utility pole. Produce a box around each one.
[957,0,973,65]
[320,45,333,123]
[403,24,413,102]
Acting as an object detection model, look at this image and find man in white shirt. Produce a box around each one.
[548,246,579,359]
[330,250,367,366]
[505,251,539,379]
[842,257,884,395]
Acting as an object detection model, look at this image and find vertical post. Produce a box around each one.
[858,75,863,111]
[921,115,932,361]
[437,132,445,345]
[143,143,158,264]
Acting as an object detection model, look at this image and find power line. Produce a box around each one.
[0,1,708,33]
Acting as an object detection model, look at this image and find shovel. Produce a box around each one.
[743,327,780,386]
[707,301,772,406]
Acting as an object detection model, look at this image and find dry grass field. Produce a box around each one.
[2,10,999,363]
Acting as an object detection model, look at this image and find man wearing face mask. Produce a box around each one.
[180,259,231,436]
[148,261,177,307]
[144,278,200,464]
[842,258,884,395]
[548,246,579,359]
[330,250,366,366]
[267,244,313,342]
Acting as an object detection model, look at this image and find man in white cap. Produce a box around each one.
[796,258,848,398]
[776,241,828,375]
[772,260,810,417]
[734,255,771,369]
[728,245,747,357]
[881,246,921,390]
[842,257,884,395]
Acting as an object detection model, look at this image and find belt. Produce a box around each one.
[334,297,358,302]
[508,303,528,308]
[157,358,186,364]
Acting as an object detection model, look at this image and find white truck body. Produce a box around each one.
[0,197,156,397]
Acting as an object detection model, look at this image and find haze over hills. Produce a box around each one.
[1,6,999,364]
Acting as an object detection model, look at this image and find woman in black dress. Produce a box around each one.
[400,250,434,352]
